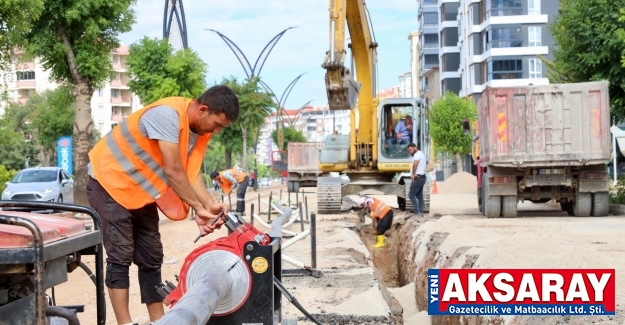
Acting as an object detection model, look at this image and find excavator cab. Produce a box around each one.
[377,97,429,169]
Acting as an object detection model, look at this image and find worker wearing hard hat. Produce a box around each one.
[360,197,394,248]
[210,168,249,215]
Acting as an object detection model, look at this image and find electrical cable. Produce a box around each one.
[274,276,323,325]
[51,286,56,306]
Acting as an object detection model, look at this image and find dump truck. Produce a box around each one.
[473,81,611,218]
[286,142,323,193]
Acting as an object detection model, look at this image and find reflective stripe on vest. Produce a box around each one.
[372,199,390,218]
[105,122,169,199]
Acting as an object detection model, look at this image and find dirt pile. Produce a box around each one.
[437,171,477,194]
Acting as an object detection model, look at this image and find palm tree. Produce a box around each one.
[222,77,275,171]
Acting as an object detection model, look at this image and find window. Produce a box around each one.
[529,58,542,78]
[528,0,541,15]
[62,170,71,180]
[113,108,119,115]
[16,71,35,80]
[423,34,438,48]
[424,54,438,65]
[488,0,522,17]
[490,26,522,49]
[488,59,523,81]
[99,123,104,132]
[111,89,119,97]
[98,105,104,114]
[528,26,541,47]
[110,55,119,63]
[423,12,438,26]
[307,126,316,131]
[98,88,104,97]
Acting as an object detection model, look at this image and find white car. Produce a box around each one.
[2,167,74,206]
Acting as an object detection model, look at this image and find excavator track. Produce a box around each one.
[317,177,343,214]
[403,178,431,214]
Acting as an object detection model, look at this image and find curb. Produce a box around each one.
[609,204,625,215]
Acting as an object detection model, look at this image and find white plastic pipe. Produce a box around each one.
[281,253,306,269]
[251,214,297,236]
[281,229,310,250]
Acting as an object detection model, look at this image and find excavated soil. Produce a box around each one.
[437,172,477,194]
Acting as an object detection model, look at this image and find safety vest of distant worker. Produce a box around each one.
[370,198,392,220]
[217,169,247,195]
[88,97,211,221]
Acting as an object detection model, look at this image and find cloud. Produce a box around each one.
[120,0,418,108]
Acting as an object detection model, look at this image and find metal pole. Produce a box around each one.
[298,202,304,232]
[268,192,273,222]
[304,196,309,222]
[258,193,261,215]
[250,203,255,226]
[310,212,317,269]
[156,269,233,325]
[613,128,618,186]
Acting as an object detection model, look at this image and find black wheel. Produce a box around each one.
[502,196,517,218]
[574,192,592,217]
[591,192,609,217]
[478,186,484,214]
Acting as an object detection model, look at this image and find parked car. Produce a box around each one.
[1,167,74,205]
[257,178,271,187]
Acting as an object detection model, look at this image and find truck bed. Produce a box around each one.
[478,81,611,168]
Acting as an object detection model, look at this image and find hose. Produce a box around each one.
[79,261,97,285]
[273,276,323,325]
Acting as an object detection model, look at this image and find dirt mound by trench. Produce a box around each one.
[437,172,477,194]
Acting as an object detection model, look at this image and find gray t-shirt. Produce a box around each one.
[87,105,198,179]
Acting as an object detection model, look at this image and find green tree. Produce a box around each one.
[31,87,75,165]
[212,126,247,169]
[23,0,135,204]
[0,0,43,70]
[126,37,207,104]
[271,127,307,151]
[220,77,274,171]
[0,118,40,171]
[551,0,625,122]
[430,91,476,172]
[0,165,18,193]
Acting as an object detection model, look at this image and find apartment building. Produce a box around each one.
[422,66,441,107]
[398,72,413,98]
[418,0,441,96]
[1,46,142,135]
[408,31,421,98]
[440,0,462,95]
[457,0,556,100]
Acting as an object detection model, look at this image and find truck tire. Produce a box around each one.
[591,192,609,217]
[478,186,484,214]
[483,173,500,218]
[573,192,592,217]
[502,196,518,218]
[287,181,300,193]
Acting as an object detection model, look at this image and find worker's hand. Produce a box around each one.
[209,202,229,216]
[195,209,225,235]
[370,212,375,219]
[232,183,239,190]
[411,175,415,181]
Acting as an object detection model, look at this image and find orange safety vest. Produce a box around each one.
[89,97,211,221]
[371,198,391,220]
[218,169,247,195]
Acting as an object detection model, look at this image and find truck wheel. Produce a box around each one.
[591,192,609,217]
[287,181,300,193]
[483,172,500,218]
[478,186,484,214]
[502,196,517,218]
[573,192,592,217]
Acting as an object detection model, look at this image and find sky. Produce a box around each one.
[119,0,419,110]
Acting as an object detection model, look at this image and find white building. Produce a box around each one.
[457,0,556,100]
[398,72,412,98]
[408,31,421,98]
[1,46,142,135]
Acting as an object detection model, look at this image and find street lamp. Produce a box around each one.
[206,27,296,188]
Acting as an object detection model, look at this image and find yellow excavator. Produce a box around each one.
[313,0,433,213]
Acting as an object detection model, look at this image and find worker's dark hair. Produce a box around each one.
[408,143,418,149]
[210,171,218,179]
[405,115,412,120]
[197,85,240,121]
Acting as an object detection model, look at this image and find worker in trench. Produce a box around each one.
[359,197,394,248]
[210,168,249,216]
[85,86,240,325]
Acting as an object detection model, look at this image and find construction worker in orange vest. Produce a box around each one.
[86,85,240,325]
[210,168,249,215]
[360,197,394,248]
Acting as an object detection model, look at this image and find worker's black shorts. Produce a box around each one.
[377,210,394,235]
[86,177,163,270]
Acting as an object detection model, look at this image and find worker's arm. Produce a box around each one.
[222,170,239,188]
[159,141,222,234]
[411,157,419,180]
[193,174,227,227]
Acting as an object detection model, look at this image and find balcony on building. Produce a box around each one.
[487,0,523,18]
[15,61,35,70]
[17,97,29,105]
[15,70,36,89]
[110,74,130,89]
[110,96,132,106]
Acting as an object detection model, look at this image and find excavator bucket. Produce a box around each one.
[325,66,361,110]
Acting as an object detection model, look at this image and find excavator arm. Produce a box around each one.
[322,0,379,160]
